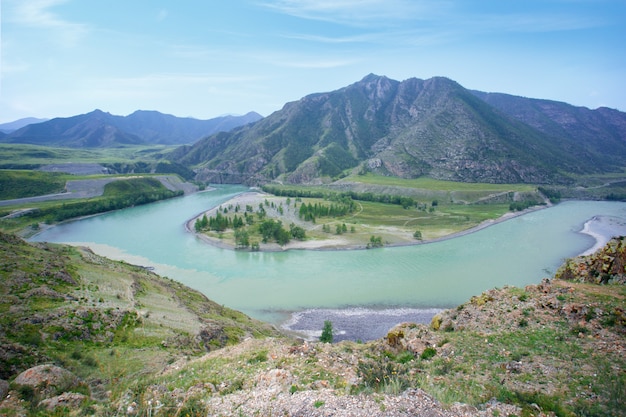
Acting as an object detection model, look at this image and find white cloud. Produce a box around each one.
[466,13,606,34]
[259,0,450,27]
[275,58,357,69]
[10,0,88,46]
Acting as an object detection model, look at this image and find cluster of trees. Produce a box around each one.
[298,201,354,222]
[261,184,418,210]
[509,199,544,212]
[194,212,253,233]
[259,219,290,245]
[366,235,384,249]
[321,223,354,235]
[537,186,561,204]
[27,189,183,223]
[195,210,306,248]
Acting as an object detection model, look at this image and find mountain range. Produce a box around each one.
[0,110,262,147]
[171,74,626,185]
[2,75,625,185]
[0,117,49,134]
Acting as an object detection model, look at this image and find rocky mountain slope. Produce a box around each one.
[171,74,626,185]
[472,91,626,171]
[1,233,624,416]
[0,110,262,147]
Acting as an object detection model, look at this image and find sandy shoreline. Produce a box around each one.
[185,191,555,252]
[578,215,626,256]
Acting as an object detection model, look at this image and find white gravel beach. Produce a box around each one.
[579,215,626,255]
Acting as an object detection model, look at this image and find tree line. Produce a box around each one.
[261,185,417,209]
[298,201,354,222]
[26,189,183,223]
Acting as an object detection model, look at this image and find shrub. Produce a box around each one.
[420,347,437,360]
[320,320,333,343]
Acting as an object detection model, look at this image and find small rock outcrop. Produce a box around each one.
[0,379,9,400]
[38,392,88,411]
[556,236,626,284]
[13,365,81,398]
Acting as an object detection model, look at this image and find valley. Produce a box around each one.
[1,73,625,416]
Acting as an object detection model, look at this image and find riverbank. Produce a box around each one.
[185,191,551,251]
[579,215,626,255]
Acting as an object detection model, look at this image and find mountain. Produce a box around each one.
[172,74,626,185]
[0,117,48,133]
[0,110,262,147]
[472,91,626,170]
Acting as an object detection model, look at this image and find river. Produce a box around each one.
[30,185,626,341]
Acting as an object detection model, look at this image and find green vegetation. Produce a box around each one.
[320,320,333,343]
[350,173,536,193]
[21,178,183,223]
[0,143,174,168]
[0,232,280,415]
[0,172,190,235]
[0,170,66,200]
[255,177,542,247]
[194,202,305,248]
[1,232,624,415]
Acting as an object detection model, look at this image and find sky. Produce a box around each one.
[1,0,625,123]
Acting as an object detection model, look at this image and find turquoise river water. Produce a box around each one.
[30,185,626,340]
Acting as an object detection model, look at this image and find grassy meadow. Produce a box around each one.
[0,143,174,168]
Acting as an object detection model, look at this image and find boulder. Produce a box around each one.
[0,378,9,400]
[13,364,80,398]
[38,392,87,411]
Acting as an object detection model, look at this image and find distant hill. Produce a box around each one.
[171,74,626,185]
[0,117,49,133]
[0,110,262,147]
[471,91,626,171]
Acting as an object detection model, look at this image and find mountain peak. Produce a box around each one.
[173,74,626,185]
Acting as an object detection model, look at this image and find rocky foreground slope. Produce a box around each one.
[0,233,624,416]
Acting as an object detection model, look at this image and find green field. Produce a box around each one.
[198,181,528,250]
[0,143,174,167]
[347,173,537,192]
[261,176,543,241]
[0,170,67,199]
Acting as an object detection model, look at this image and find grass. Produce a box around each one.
[0,232,282,415]
[2,230,624,416]
[196,190,514,249]
[347,173,536,192]
[0,143,174,167]
[0,170,67,199]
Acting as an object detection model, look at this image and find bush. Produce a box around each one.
[320,320,333,343]
[420,347,437,360]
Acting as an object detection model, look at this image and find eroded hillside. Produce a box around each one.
[0,233,624,416]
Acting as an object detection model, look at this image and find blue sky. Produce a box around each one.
[1,0,625,123]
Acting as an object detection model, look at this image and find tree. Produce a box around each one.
[413,230,422,240]
[320,320,333,343]
[367,235,383,249]
[290,223,306,240]
[234,229,250,249]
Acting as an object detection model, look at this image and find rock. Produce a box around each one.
[38,392,87,411]
[13,364,80,398]
[255,369,295,393]
[0,378,9,399]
